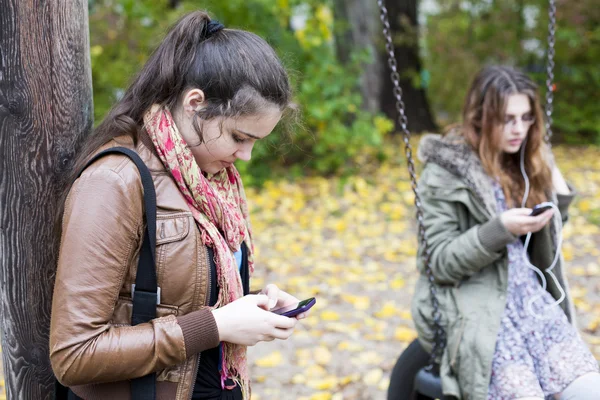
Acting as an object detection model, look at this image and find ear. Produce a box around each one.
[181,89,206,114]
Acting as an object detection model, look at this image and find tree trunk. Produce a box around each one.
[0,0,93,398]
[333,0,384,114]
[380,0,437,133]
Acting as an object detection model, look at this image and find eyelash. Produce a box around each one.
[232,133,247,143]
[505,113,534,123]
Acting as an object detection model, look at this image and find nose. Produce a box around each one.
[512,119,527,135]
[235,144,253,162]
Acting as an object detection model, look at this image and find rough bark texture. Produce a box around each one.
[0,0,93,398]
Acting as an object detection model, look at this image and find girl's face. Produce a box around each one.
[500,93,535,154]
[174,89,282,175]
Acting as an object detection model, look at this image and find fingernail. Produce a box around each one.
[269,299,276,309]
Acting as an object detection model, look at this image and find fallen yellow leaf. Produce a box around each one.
[307,376,338,390]
[390,275,406,289]
[314,346,332,365]
[394,326,417,342]
[310,392,332,400]
[254,351,282,368]
[337,341,364,352]
[374,302,397,318]
[320,310,341,321]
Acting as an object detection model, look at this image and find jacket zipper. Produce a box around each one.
[187,246,213,399]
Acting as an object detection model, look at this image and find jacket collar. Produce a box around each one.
[418,131,497,216]
[136,131,167,173]
[111,134,166,173]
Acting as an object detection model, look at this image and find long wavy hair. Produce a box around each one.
[57,11,293,228]
[461,65,552,208]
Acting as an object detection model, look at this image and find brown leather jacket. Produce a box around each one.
[50,135,220,400]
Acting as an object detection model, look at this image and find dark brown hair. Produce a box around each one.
[461,65,552,208]
[57,11,292,227]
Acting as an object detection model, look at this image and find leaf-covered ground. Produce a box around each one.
[0,140,598,400]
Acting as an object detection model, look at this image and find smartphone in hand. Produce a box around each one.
[271,297,316,318]
[530,201,554,216]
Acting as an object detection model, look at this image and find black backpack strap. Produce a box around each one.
[79,146,157,400]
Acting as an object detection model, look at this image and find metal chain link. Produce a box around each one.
[377,0,446,367]
[545,0,557,143]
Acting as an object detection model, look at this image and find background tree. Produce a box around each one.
[333,0,384,114]
[380,0,437,133]
[332,0,438,133]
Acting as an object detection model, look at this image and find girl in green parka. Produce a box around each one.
[411,66,600,400]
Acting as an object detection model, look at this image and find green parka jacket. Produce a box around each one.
[411,133,577,400]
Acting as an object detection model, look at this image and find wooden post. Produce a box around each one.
[0,0,92,398]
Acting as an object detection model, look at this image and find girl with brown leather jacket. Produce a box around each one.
[50,11,306,400]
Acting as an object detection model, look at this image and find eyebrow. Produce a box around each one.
[233,129,261,140]
[505,111,532,117]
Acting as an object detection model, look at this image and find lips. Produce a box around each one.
[508,139,522,146]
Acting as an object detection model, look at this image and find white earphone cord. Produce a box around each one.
[519,137,565,319]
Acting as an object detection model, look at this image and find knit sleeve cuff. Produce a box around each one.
[478,216,517,253]
[177,308,220,357]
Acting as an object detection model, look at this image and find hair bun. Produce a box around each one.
[206,20,225,37]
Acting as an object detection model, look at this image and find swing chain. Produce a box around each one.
[377,0,446,367]
[545,0,556,143]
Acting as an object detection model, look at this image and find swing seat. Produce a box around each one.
[414,366,444,399]
[387,339,447,400]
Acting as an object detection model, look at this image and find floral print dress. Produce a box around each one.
[487,182,599,399]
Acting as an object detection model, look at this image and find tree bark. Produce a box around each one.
[333,0,384,114]
[380,0,437,133]
[0,0,93,398]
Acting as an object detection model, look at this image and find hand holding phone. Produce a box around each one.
[271,297,316,318]
[530,201,554,216]
[502,206,555,236]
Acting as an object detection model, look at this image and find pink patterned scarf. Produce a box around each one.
[144,104,254,398]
